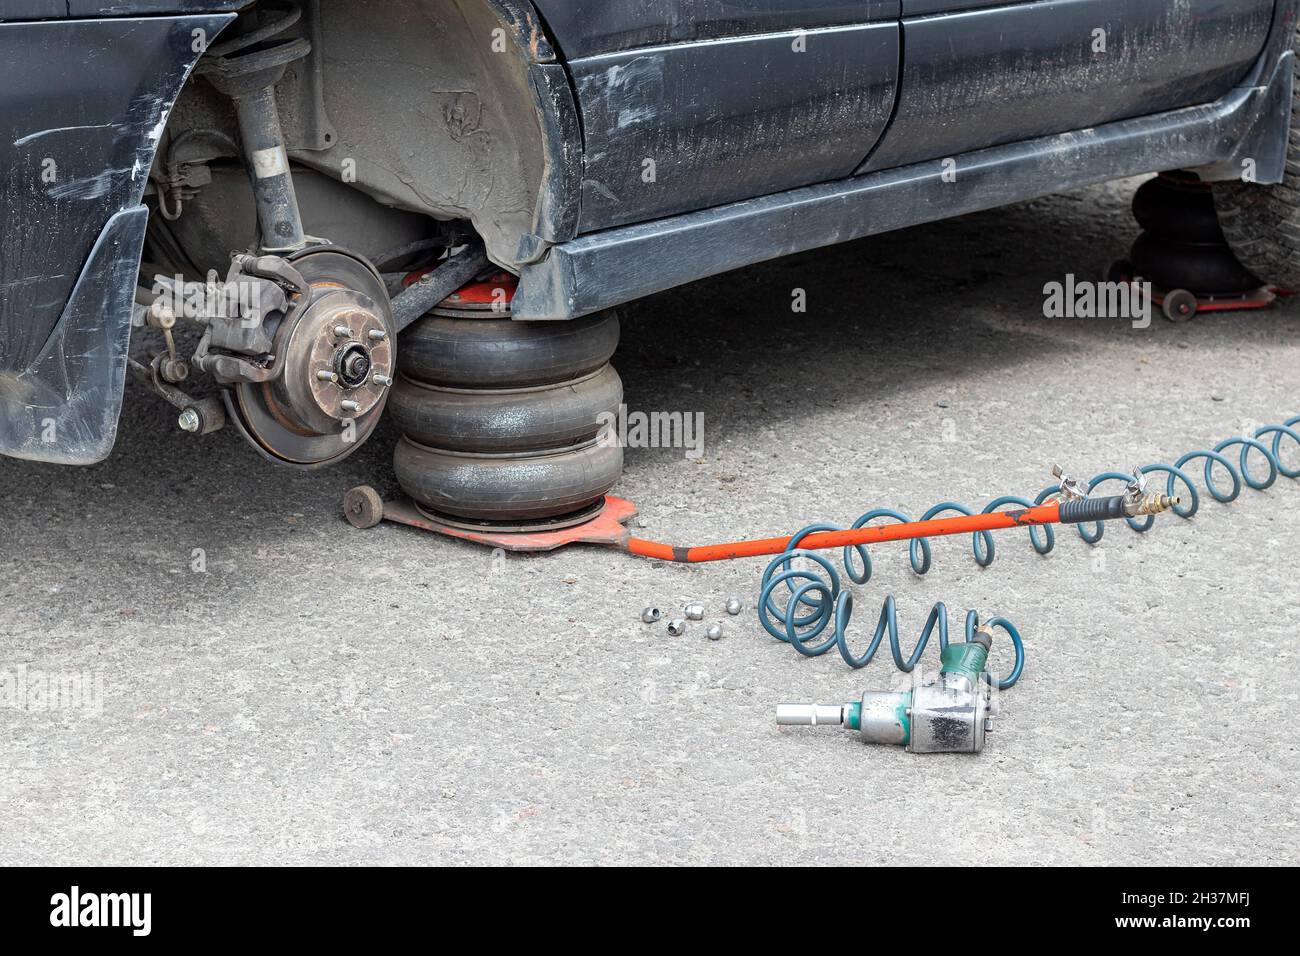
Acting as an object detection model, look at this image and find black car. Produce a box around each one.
[2,0,1296,524]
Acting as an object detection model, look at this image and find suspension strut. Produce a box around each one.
[199,0,310,253]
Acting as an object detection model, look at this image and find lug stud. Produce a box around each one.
[316,369,338,382]
[367,329,388,341]
[372,374,393,387]
[333,326,353,338]
[340,399,361,413]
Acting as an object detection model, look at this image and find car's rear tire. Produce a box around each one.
[1211,26,1300,287]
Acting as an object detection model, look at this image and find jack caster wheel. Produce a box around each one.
[343,484,385,529]
[1162,288,1198,322]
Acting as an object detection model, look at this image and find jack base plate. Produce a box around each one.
[344,487,637,553]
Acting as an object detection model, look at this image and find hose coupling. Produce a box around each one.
[1121,463,1179,515]
[1123,492,1180,516]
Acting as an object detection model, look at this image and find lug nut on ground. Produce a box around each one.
[706,624,723,641]
[667,619,686,636]
[725,597,742,615]
[641,607,661,623]
[684,604,705,621]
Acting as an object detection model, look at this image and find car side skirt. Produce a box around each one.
[513,24,1296,321]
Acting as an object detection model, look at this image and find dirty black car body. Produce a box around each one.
[0,0,1294,472]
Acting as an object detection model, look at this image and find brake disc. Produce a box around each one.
[226,247,395,467]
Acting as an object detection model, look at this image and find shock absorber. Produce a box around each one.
[777,625,999,753]
[199,1,310,253]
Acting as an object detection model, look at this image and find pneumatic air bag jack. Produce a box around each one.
[388,271,624,525]
[1109,172,1288,321]
[346,417,1300,755]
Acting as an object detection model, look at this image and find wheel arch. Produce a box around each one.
[278,0,581,269]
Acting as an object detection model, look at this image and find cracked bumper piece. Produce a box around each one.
[0,11,233,464]
[0,208,148,464]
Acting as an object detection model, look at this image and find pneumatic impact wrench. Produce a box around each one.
[777,624,999,753]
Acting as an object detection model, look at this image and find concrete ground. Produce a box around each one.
[2,178,1297,866]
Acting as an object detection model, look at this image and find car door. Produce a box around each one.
[858,0,1278,174]
[529,1,902,232]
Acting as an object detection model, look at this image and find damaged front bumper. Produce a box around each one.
[0,9,233,464]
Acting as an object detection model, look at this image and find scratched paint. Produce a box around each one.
[571,23,900,232]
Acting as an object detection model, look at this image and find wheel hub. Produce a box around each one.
[275,293,392,432]
[336,343,373,388]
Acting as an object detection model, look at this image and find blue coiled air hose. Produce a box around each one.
[757,415,1300,690]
